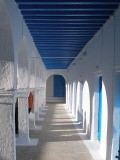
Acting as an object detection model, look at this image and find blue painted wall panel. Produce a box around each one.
[54,75,65,97]
[98,76,102,141]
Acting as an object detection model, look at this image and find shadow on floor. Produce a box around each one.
[16,103,93,160]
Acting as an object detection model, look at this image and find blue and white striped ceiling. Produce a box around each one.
[15,0,120,69]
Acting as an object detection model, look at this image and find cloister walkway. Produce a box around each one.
[16,103,93,160]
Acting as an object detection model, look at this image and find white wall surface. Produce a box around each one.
[46,75,54,97]
[67,8,120,160]
[0,0,14,90]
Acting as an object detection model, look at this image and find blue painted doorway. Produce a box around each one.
[98,76,102,141]
[54,75,65,97]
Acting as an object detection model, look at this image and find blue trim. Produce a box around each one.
[98,76,102,141]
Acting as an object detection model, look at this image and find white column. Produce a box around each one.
[29,89,42,130]
[39,88,46,115]
[17,91,30,145]
[16,90,39,146]
[0,90,16,160]
[35,90,41,120]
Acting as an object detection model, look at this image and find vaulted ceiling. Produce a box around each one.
[15,0,120,69]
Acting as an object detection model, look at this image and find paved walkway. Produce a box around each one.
[16,103,93,160]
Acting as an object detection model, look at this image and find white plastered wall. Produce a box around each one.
[0,1,16,159]
[0,0,46,149]
[66,8,120,160]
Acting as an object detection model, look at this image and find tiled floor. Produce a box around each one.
[16,103,93,160]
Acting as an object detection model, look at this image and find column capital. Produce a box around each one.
[0,89,15,104]
[17,89,29,98]
[0,89,15,95]
[29,88,36,94]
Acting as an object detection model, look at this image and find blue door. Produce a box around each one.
[54,75,65,97]
[98,76,102,141]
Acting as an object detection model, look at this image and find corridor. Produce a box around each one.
[16,103,93,160]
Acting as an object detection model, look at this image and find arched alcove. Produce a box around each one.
[76,81,83,122]
[17,36,29,89]
[91,76,102,141]
[15,98,19,135]
[46,74,66,103]
[72,82,77,116]
[100,81,108,159]
[28,92,34,113]
[82,81,90,137]
[111,72,120,159]
[0,0,14,90]
[66,83,70,108]
[69,84,72,112]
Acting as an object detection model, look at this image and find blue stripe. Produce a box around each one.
[98,76,102,141]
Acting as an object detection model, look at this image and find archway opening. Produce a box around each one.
[72,82,77,116]
[46,74,66,103]
[28,92,34,114]
[82,81,90,137]
[76,81,83,123]
[92,76,103,141]
[111,72,120,159]
[15,98,19,135]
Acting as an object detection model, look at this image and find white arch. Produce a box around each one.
[76,81,83,122]
[100,81,108,159]
[72,82,77,116]
[82,81,90,136]
[17,36,29,89]
[46,70,67,82]
[46,74,66,103]
[69,84,72,112]
[66,83,69,108]
[111,72,120,160]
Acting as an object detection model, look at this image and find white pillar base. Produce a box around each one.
[16,138,39,146]
[17,90,30,146]
[29,112,42,130]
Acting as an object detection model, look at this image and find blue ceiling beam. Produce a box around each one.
[31,32,94,34]
[16,1,120,5]
[21,13,112,16]
[23,15,110,19]
[31,31,95,33]
[34,40,86,45]
[31,29,96,31]
[20,8,115,11]
[42,57,75,58]
[36,47,82,50]
[23,17,109,22]
[36,44,84,46]
[28,27,99,30]
[37,48,80,51]
[28,27,101,29]
[31,33,96,36]
[26,22,104,25]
